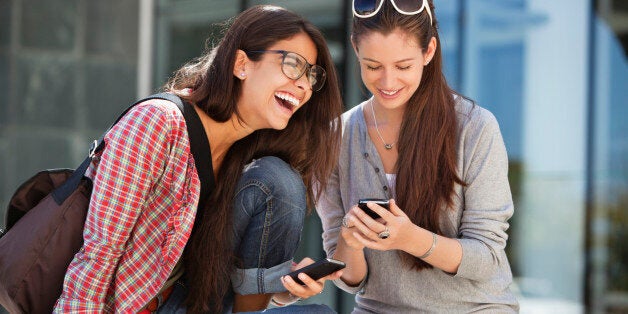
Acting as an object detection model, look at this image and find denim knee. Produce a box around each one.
[240,157,306,206]
[236,156,306,224]
[231,157,308,294]
[232,156,307,268]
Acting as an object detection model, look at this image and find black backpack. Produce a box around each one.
[0,93,212,314]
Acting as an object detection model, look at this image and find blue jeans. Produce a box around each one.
[157,280,335,314]
[157,157,333,313]
[230,156,306,295]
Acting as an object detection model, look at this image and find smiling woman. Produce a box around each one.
[316,0,519,312]
[53,5,343,314]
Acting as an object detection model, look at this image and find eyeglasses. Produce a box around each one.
[245,50,327,92]
[353,0,433,26]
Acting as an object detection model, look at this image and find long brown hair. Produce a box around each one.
[352,1,465,270]
[164,5,342,313]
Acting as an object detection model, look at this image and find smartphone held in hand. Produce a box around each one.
[358,198,390,219]
[286,258,346,285]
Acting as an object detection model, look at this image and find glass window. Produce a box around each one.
[590,0,628,312]
[0,0,139,253]
[462,0,591,311]
[153,0,239,86]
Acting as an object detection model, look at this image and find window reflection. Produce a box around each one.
[591,1,628,313]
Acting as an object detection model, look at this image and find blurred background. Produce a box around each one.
[0,0,626,313]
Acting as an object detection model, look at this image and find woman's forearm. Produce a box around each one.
[402,224,462,274]
[333,236,368,286]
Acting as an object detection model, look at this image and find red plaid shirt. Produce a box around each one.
[54,99,201,313]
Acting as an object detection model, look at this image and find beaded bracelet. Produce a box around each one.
[418,232,437,259]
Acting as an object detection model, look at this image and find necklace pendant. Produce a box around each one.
[384,144,393,150]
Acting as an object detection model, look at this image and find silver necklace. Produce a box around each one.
[370,100,396,150]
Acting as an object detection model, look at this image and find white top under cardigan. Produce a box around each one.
[316,96,519,313]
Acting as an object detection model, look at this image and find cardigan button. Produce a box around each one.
[375,168,380,173]
[364,153,369,158]
[383,186,388,191]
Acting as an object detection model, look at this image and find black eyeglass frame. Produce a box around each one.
[245,50,327,92]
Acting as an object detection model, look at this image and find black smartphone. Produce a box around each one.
[358,198,390,219]
[286,258,346,285]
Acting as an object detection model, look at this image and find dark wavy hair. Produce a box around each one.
[164,5,343,313]
[352,0,465,271]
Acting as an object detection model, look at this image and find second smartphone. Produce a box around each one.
[286,258,346,285]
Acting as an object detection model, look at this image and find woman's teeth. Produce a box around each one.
[275,92,299,107]
[381,89,399,95]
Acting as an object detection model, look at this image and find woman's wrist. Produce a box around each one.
[338,232,365,252]
[403,225,435,258]
[271,291,300,307]
[418,232,437,259]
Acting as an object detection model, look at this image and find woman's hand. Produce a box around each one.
[339,205,370,250]
[277,257,343,303]
[344,199,416,252]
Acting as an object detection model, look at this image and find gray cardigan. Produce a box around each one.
[316,96,519,313]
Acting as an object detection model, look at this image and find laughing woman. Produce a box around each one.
[55,5,343,314]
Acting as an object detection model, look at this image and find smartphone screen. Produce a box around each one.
[358,198,390,219]
[286,258,346,285]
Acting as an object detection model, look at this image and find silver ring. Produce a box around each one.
[377,227,390,239]
[342,216,352,228]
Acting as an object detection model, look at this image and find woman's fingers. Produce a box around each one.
[291,257,315,271]
[281,257,343,299]
[352,230,386,250]
[349,207,387,240]
[281,272,325,299]
[323,269,343,281]
[388,199,407,217]
[366,201,392,220]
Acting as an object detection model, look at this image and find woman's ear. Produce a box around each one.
[424,37,437,65]
[233,49,249,79]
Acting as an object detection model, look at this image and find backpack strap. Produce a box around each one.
[52,93,214,212]
[177,100,214,215]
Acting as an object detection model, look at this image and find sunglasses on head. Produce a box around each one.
[353,0,433,26]
[245,50,327,92]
